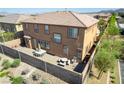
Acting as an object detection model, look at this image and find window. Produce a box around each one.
[45,25,49,34]
[68,28,78,38]
[63,45,69,55]
[25,24,28,30]
[53,33,61,43]
[77,50,82,59]
[38,40,50,49]
[34,24,39,33]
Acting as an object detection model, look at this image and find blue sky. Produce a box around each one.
[0,8,117,14]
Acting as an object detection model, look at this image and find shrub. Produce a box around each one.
[0,71,9,77]
[10,76,24,84]
[0,32,16,42]
[110,75,115,79]
[40,79,49,84]
[111,80,115,83]
[2,59,12,70]
[0,56,1,61]
[111,71,114,73]
[11,59,20,68]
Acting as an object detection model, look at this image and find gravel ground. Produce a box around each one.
[0,53,67,84]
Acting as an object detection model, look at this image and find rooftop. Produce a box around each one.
[118,23,124,29]
[87,12,111,17]
[0,14,31,24]
[22,11,98,27]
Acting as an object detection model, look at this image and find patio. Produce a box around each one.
[14,46,79,71]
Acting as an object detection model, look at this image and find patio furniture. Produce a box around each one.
[57,58,69,66]
[66,60,70,65]
[32,49,46,57]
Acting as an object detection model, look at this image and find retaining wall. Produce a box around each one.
[0,44,82,84]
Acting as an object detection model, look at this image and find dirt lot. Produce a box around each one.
[86,65,108,84]
[0,53,67,84]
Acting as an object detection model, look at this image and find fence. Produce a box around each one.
[0,44,82,84]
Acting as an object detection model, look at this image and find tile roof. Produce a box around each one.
[0,14,31,24]
[22,11,98,27]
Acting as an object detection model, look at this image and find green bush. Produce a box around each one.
[11,59,20,68]
[111,70,114,73]
[107,14,120,35]
[111,80,115,83]
[0,71,9,77]
[2,59,12,70]
[10,76,24,84]
[0,56,1,61]
[40,79,49,84]
[110,75,115,79]
[0,32,16,42]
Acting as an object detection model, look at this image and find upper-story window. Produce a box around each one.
[68,27,78,38]
[34,24,39,33]
[53,33,61,44]
[45,25,49,34]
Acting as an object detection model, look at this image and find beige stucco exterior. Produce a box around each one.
[81,24,97,60]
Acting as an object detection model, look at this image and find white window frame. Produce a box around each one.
[53,33,61,43]
[68,27,78,38]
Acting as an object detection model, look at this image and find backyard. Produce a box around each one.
[0,53,67,84]
[0,32,16,42]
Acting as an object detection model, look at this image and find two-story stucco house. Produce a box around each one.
[22,11,99,61]
[0,14,30,37]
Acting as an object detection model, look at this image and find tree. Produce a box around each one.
[107,25,120,35]
[107,14,120,35]
[94,49,115,79]
[98,18,107,33]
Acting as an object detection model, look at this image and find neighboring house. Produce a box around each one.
[88,13,111,22]
[22,11,99,61]
[0,14,30,37]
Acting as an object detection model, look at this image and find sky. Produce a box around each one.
[0,8,117,14]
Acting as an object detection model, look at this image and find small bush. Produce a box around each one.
[110,75,115,79]
[10,76,24,84]
[0,71,9,77]
[0,32,16,42]
[11,59,20,68]
[40,79,49,84]
[103,70,107,73]
[2,59,12,70]
[111,80,115,83]
[0,56,2,61]
[111,71,114,73]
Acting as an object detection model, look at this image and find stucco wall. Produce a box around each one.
[82,24,98,60]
